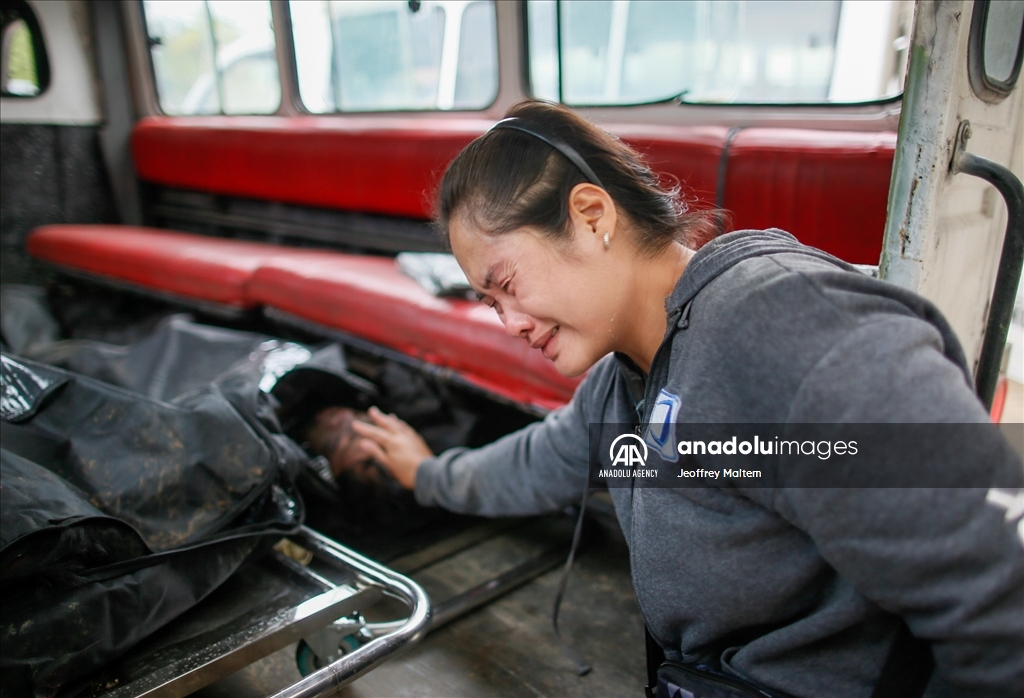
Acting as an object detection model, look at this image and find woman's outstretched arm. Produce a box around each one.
[352,356,618,517]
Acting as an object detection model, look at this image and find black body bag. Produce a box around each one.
[0,354,306,697]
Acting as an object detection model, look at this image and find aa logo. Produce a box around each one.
[609,434,648,468]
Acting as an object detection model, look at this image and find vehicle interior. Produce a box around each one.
[1,1,1021,696]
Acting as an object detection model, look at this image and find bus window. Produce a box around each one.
[969,0,1024,103]
[452,0,498,109]
[291,0,498,113]
[527,0,910,105]
[0,0,49,98]
[142,0,280,115]
[982,3,1024,85]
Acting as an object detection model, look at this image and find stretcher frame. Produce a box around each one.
[79,526,429,698]
[15,271,568,697]
[75,517,565,698]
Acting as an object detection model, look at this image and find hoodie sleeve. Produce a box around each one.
[412,357,615,517]
[771,314,1024,696]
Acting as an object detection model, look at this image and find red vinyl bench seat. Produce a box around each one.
[26,225,302,310]
[248,253,579,410]
[27,224,581,411]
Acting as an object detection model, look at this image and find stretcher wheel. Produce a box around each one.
[295,640,321,676]
[295,635,363,676]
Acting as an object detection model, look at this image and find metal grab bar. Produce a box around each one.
[270,527,432,698]
[951,120,1024,410]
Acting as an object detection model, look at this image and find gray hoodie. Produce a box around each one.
[415,229,1024,697]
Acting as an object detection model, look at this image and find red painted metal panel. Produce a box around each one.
[723,128,897,264]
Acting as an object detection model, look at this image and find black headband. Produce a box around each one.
[489,117,606,189]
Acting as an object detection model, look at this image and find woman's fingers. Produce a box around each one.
[367,405,396,425]
[357,436,388,464]
[350,407,433,490]
[351,419,391,444]
[366,406,412,436]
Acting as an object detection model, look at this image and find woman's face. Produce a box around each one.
[450,192,632,377]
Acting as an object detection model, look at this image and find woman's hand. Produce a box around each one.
[351,406,433,490]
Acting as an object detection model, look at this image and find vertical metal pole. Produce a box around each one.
[204,1,226,113]
[88,1,144,225]
[271,0,301,114]
[325,0,342,111]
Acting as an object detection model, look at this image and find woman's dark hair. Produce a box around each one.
[436,100,722,254]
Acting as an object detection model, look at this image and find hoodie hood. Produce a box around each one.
[666,228,854,312]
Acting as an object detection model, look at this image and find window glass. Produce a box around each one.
[528,0,907,105]
[983,0,1024,84]
[2,19,37,96]
[1,0,49,98]
[291,0,498,113]
[526,0,558,100]
[452,1,498,109]
[143,0,279,115]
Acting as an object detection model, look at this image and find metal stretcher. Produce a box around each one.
[71,518,567,698]
[10,233,578,696]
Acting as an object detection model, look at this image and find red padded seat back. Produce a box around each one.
[132,116,489,220]
[131,117,896,265]
[131,117,731,220]
[723,128,896,264]
[612,124,730,206]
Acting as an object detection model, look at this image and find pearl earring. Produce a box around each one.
[603,232,610,249]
